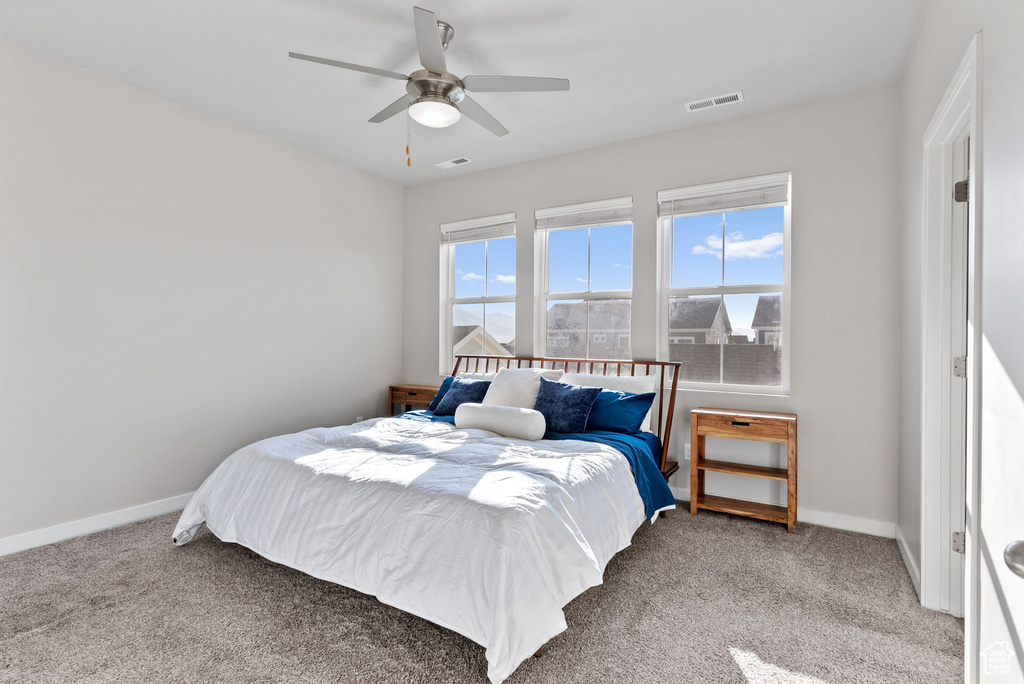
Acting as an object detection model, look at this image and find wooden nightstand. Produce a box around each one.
[690,407,798,532]
[389,384,440,416]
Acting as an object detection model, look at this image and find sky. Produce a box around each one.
[670,206,785,339]
[454,238,516,343]
[453,205,784,342]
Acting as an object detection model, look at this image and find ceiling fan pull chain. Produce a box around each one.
[406,113,412,167]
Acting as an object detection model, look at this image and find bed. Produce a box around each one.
[173,355,680,683]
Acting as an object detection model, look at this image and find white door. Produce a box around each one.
[974,321,1024,682]
[972,112,1024,684]
[974,340,1024,683]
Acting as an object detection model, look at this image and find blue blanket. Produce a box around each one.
[398,410,676,520]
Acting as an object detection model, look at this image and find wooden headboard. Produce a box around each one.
[452,354,681,477]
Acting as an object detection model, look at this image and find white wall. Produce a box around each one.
[899,1,1024,678]
[403,85,902,533]
[0,40,405,540]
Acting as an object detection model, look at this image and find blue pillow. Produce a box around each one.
[586,390,656,434]
[427,376,456,412]
[433,378,491,416]
[533,377,602,434]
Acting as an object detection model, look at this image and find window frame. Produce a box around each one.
[656,173,792,395]
[439,213,516,375]
[533,203,634,360]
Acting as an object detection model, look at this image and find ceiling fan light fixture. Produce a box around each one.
[409,94,461,128]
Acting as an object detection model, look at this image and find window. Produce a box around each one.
[440,213,516,374]
[658,173,790,391]
[535,197,633,360]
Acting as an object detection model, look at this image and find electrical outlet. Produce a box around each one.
[682,443,691,460]
[355,416,364,423]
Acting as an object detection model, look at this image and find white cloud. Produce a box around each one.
[575,277,588,283]
[460,272,484,282]
[494,274,516,284]
[692,231,783,260]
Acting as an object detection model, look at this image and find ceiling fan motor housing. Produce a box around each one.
[407,70,465,104]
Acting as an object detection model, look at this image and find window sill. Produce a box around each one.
[672,383,790,398]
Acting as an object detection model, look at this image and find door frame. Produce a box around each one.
[919,31,982,673]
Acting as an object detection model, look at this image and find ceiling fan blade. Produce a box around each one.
[288,52,409,81]
[369,94,415,123]
[459,96,509,137]
[461,75,570,93]
[413,7,447,74]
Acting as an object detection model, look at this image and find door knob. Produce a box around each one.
[1006,541,1024,579]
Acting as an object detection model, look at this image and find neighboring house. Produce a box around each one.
[668,296,781,385]
[669,297,732,346]
[546,300,631,359]
[751,295,782,347]
[452,325,514,358]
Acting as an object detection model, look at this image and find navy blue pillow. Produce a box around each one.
[427,376,456,412]
[533,377,602,434]
[586,390,656,433]
[433,378,491,416]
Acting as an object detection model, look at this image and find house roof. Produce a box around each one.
[751,295,782,329]
[452,325,480,346]
[453,325,515,357]
[547,297,741,334]
[669,298,723,330]
[547,300,631,332]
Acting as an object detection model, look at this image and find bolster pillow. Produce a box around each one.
[454,403,547,441]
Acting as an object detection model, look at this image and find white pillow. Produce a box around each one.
[454,403,547,441]
[482,367,565,409]
[456,372,497,381]
[560,372,659,432]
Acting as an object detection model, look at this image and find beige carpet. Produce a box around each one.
[0,509,962,683]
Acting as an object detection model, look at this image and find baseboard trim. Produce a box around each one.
[4,483,899,556]
[668,485,895,538]
[0,492,195,557]
[798,507,895,538]
[895,524,922,597]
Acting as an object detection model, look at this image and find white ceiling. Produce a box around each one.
[0,0,924,185]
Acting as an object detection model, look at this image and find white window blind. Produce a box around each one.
[535,196,632,231]
[658,172,790,218]
[441,212,516,244]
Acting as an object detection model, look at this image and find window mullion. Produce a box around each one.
[587,226,592,293]
[668,214,673,290]
[586,228,591,358]
[667,283,783,297]
[719,213,725,384]
[453,296,514,305]
[482,240,489,346]
[719,293,725,385]
[546,289,631,301]
[720,212,726,287]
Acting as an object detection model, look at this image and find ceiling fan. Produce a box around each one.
[289,6,570,137]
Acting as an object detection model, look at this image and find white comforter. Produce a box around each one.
[173,417,652,683]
